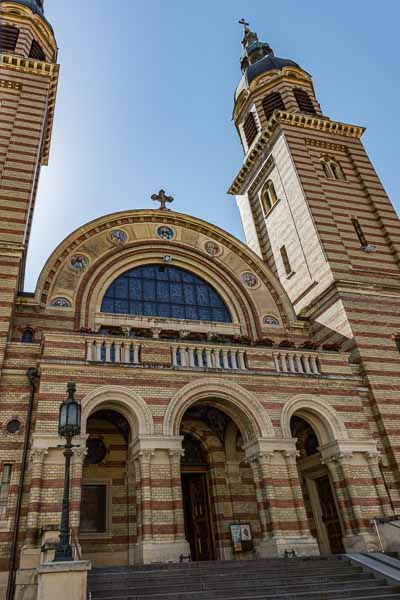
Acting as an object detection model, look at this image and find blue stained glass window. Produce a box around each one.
[101,265,232,323]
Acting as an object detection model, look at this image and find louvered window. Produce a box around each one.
[262,92,285,120]
[243,112,258,147]
[0,25,19,53]
[351,218,368,248]
[294,88,316,114]
[280,245,292,276]
[29,39,46,61]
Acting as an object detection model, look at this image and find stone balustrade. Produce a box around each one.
[273,351,320,375]
[171,345,247,370]
[86,337,141,365]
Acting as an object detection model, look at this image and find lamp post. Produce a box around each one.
[54,381,81,562]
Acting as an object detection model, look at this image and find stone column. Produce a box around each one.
[129,436,190,564]
[245,438,319,558]
[320,440,386,552]
[70,446,87,537]
[366,451,393,517]
[24,449,47,547]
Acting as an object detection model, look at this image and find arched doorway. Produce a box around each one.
[80,409,134,566]
[180,403,260,561]
[291,415,344,554]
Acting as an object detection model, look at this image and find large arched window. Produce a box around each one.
[101,265,232,323]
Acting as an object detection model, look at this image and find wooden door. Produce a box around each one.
[316,475,344,554]
[182,473,214,561]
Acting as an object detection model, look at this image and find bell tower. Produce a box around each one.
[229,22,400,506]
[0,0,59,366]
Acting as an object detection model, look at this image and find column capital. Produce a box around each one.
[244,437,297,462]
[30,448,48,464]
[319,439,378,464]
[129,435,183,460]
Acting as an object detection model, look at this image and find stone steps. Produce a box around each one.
[88,556,400,600]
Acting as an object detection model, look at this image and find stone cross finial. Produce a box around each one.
[151,189,174,210]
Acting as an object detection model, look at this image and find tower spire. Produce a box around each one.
[238,20,274,73]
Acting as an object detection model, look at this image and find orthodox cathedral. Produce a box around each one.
[0,1,400,599]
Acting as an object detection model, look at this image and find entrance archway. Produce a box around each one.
[80,409,134,566]
[290,415,344,554]
[180,402,260,561]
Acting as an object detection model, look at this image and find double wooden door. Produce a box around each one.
[316,475,344,554]
[181,472,215,561]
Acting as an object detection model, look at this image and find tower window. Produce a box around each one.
[262,92,285,121]
[0,25,19,53]
[260,180,278,215]
[294,88,316,114]
[0,465,12,520]
[351,218,368,248]
[280,245,293,276]
[321,158,345,181]
[395,337,400,352]
[21,329,34,343]
[29,39,46,61]
[243,112,258,147]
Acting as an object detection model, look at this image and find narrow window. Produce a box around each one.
[260,180,278,215]
[243,112,258,147]
[280,245,292,276]
[294,88,316,114]
[29,39,46,61]
[395,337,400,352]
[21,329,34,343]
[0,25,19,53]
[330,161,345,181]
[262,91,285,121]
[321,158,345,181]
[351,218,368,248]
[0,465,12,520]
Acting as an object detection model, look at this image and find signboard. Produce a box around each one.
[230,523,253,553]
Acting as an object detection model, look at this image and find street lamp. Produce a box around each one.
[54,382,81,562]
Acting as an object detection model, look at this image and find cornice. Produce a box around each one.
[228,110,365,196]
[0,53,59,165]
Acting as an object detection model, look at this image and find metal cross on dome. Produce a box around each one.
[239,18,250,30]
[151,189,174,211]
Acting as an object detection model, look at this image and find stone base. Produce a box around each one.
[255,535,320,558]
[37,561,91,600]
[15,569,38,600]
[130,540,191,564]
[343,532,380,553]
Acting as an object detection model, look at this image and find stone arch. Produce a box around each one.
[163,378,274,442]
[281,395,349,446]
[81,385,154,439]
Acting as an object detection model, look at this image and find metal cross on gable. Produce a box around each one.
[239,18,250,29]
[151,189,174,210]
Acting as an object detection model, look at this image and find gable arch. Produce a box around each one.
[163,378,274,442]
[281,395,349,446]
[81,385,154,439]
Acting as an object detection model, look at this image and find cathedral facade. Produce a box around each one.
[0,1,400,598]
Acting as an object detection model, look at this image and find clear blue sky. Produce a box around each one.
[24,0,400,291]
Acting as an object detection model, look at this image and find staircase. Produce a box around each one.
[88,555,400,600]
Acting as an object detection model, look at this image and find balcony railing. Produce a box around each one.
[273,351,320,375]
[172,345,247,370]
[86,338,141,365]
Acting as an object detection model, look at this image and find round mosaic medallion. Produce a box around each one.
[242,272,258,288]
[110,229,127,246]
[51,297,71,308]
[71,255,89,272]
[204,241,222,257]
[263,315,279,326]
[157,225,174,241]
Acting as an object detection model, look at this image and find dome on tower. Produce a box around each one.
[235,21,301,101]
[0,0,44,16]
